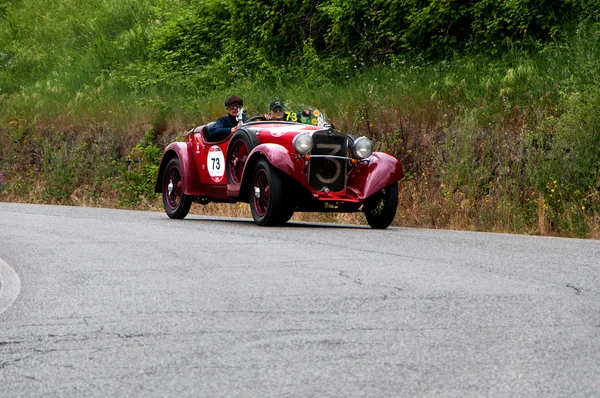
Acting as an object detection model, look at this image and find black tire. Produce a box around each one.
[162,157,192,219]
[226,130,258,185]
[278,175,296,224]
[364,182,398,229]
[279,206,295,224]
[249,159,287,226]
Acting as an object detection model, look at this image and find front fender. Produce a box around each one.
[348,152,404,199]
[154,142,202,195]
[237,143,303,201]
[245,143,298,178]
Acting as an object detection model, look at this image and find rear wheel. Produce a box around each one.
[364,182,398,229]
[227,130,258,185]
[162,157,192,219]
[249,159,287,226]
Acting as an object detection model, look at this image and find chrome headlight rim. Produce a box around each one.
[293,132,313,155]
[353,136,373,159]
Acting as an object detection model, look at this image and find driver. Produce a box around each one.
[265,100,286,121]
[208,95,247,141]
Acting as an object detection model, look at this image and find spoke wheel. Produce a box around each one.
[228,138,249,184]
[253,168,270,217]
[249,159,286,226]
[364,182,398,229]
[162,157,192,219]
[226,130,258,185]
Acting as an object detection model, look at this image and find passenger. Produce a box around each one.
[208,95,246,142]
[265,100,286,121]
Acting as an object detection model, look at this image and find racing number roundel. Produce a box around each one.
[207,145,225,183]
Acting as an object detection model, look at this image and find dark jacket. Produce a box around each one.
[207,114,247,142]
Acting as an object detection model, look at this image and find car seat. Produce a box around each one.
[203,122,216,141]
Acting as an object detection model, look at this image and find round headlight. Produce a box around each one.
[353,136,373,159]
[293,133,313,155]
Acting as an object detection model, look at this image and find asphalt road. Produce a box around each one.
[1,202,599,397]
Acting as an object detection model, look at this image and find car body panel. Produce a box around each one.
[347,152,404,200]
[155,142,203,196]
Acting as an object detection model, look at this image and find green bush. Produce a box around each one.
[115,130,162,207]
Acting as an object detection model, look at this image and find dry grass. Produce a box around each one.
[537,195,550,236]
[3,178,598,238]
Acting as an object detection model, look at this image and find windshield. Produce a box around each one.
[284,108,326,127]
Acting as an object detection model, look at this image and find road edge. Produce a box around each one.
[0,258,21,315]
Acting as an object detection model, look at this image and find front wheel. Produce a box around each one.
[162,157,192,219]
[363,182,398,229]
[249,159,287,226]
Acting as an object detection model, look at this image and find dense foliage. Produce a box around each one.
[2,0,599,96]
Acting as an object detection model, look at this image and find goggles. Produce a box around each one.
[226,103,242,110]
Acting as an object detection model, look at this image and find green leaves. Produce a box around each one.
[116,130,162,207]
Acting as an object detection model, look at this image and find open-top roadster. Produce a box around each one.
[155,108,403,228]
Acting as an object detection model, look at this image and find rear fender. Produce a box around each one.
[349,152,404,199]
[154,142,202,195]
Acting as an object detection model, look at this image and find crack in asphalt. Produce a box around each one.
[0,355,32,369]
[338,270,404,294]
[566,284,583,295]
[1,320,595,371]
[0,340,22,346]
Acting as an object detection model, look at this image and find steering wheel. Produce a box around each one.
[246,116,267,122]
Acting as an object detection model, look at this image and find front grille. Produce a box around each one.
[308,130,348,192]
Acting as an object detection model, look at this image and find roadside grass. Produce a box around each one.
[1,19,599,238]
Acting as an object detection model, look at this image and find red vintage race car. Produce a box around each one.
[154,108,404,228]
